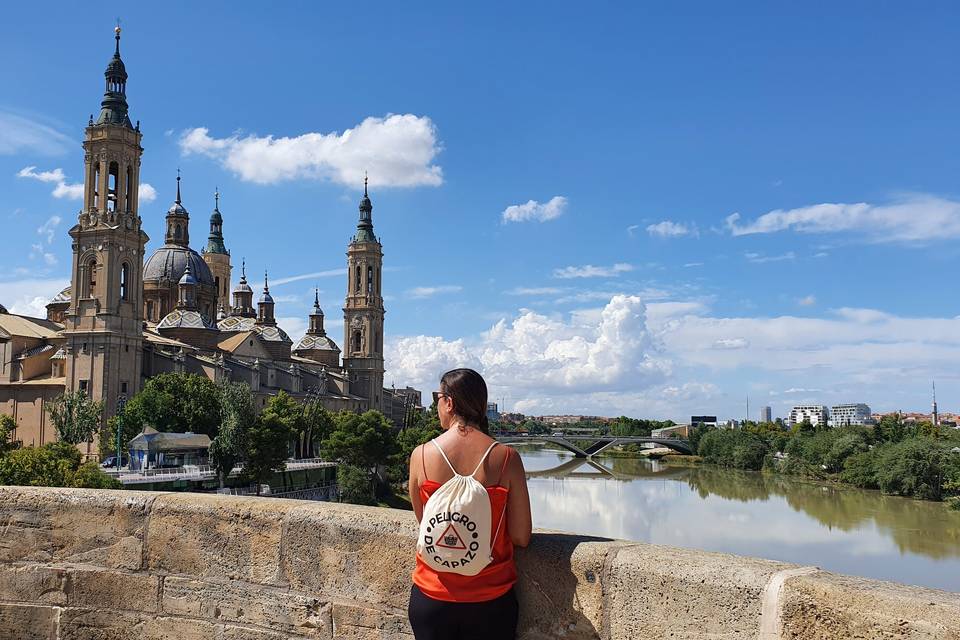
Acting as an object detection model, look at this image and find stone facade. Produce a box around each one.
[0,485,956,640]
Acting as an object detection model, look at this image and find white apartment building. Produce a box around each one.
[830,403,873,426]
[788,405,829,427]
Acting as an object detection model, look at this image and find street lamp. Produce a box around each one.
[116,395,127,471]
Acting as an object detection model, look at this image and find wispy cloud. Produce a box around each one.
[744,251,795,264]
[683,262,703,268]
[271,268,347,287]
[501,196,567,224]
[179,114,443,188]
[505,287,563,296]
[552,263,634,279]
[646,220,698,238]
[37,216,61,244]
[725,194,960,243]
[626,224,640,237]
[407,285,463,299]
[798,295,816,306]
[0,111,73,156]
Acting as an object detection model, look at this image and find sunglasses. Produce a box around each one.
[432,391,449,404]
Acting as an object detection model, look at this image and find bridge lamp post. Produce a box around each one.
[115,395,127,471]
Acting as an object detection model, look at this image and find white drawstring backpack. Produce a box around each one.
[417,440,507,576]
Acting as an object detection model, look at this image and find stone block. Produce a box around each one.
[780,571,960,639]
[605,543,787,640]
[0,486,151,570]
[280,501,419,610]
[58,608,148,640]
[0,603,59,640]
[0,565,68,605]
[515,533,630,639]
[68,567,160,613]
[146,493,298,584]
[161,576,331,636]
[220,623,319,640]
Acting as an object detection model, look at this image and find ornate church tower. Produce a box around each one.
[63,26,147,451]
[342,177,385,412]
[202,188,231,314]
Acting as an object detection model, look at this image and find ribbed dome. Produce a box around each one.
[294,334,340,352]
[143,245,215,286]
[157,309,217,331]
[51,287,71,304]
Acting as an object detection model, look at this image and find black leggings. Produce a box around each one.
[408,585,518,640]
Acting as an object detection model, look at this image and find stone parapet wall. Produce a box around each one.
[0,485,956,639]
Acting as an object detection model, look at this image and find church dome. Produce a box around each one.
[51,287,71,304]
[157,309,217,331]
[143,245,215,286]
[294,334,340,352]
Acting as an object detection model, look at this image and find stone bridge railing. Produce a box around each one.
[0,485,957,639]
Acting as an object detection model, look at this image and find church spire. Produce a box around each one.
[308,288,326,335]
[164,171,190,246]
[96,24,132,128]
[205,187,228,254]
[353,173,377,243]
[256,270,276,326]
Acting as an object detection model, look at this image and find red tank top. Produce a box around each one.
[412,445,517,602]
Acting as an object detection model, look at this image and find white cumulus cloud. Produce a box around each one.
[179,114,443,188]
[18,166,81,200]
[139,183,157,203]
[501,196,567,223]
[725,194,960,243]
[552,263,634,279]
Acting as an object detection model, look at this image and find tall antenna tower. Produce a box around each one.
[932,381,939,427]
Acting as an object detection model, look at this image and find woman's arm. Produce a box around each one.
[504,449,532,547]
[408,444,425,522]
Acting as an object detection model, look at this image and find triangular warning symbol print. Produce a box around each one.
[436,523,467,550]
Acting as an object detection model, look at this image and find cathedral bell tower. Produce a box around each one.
[342,177,385,412]
[202,188,232,314]
[63,26,148,453]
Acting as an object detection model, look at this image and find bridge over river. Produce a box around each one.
[496,434,694,457]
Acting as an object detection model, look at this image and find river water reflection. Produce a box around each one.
[518,446,960,592]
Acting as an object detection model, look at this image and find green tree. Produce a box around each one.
[823,432,868,473]
[300,400,335,459]
[242,414,293,495]
[698,429,768,471]
[209,381,257,488]
[123,373,222,437]
[46,391,103,445]
[0,414,18,456]
[874,438,958,501]
[337,464,377,505]
[322,410,398,503]
[0,441,119,489]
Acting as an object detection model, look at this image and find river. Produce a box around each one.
[517,446,960,592]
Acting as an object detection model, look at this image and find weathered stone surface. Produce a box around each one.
[0,602,59,640]
[514,533,629,640]
[606,543,788,640]
[332,603,413,640]
[0,486,958,640]
[162,576,331,636]
[281,501,418,610]
[68,567,160,613]
[0,486,150,570]
[0,565,68,605]
[780,571,960,639]
[146,492,298,584]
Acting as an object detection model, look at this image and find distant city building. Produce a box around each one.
[760,406,772,423]
[537,415,606,425]
[499,412,525,425]
[486,402,500,422]
[691,415,718,426]
[830,403,873,427]
[651,424,691,439]
[788,405,829,428]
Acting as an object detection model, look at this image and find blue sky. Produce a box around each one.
[3,2,960,420]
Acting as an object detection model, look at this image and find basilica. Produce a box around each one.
[0,29,420,455]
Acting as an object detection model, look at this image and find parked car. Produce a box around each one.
[100,455,128,468]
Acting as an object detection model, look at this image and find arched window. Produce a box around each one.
[85,259,97,298]
[93,164,101,209]
[125,165,133,212]
[215,277,220,298]
[174,224,182,240]
[355,265,362,293]
[107,162,119,212]
[120,263,129,301]
[353,330,362,353]
[377,267,381,295]
[367,266,373,294]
